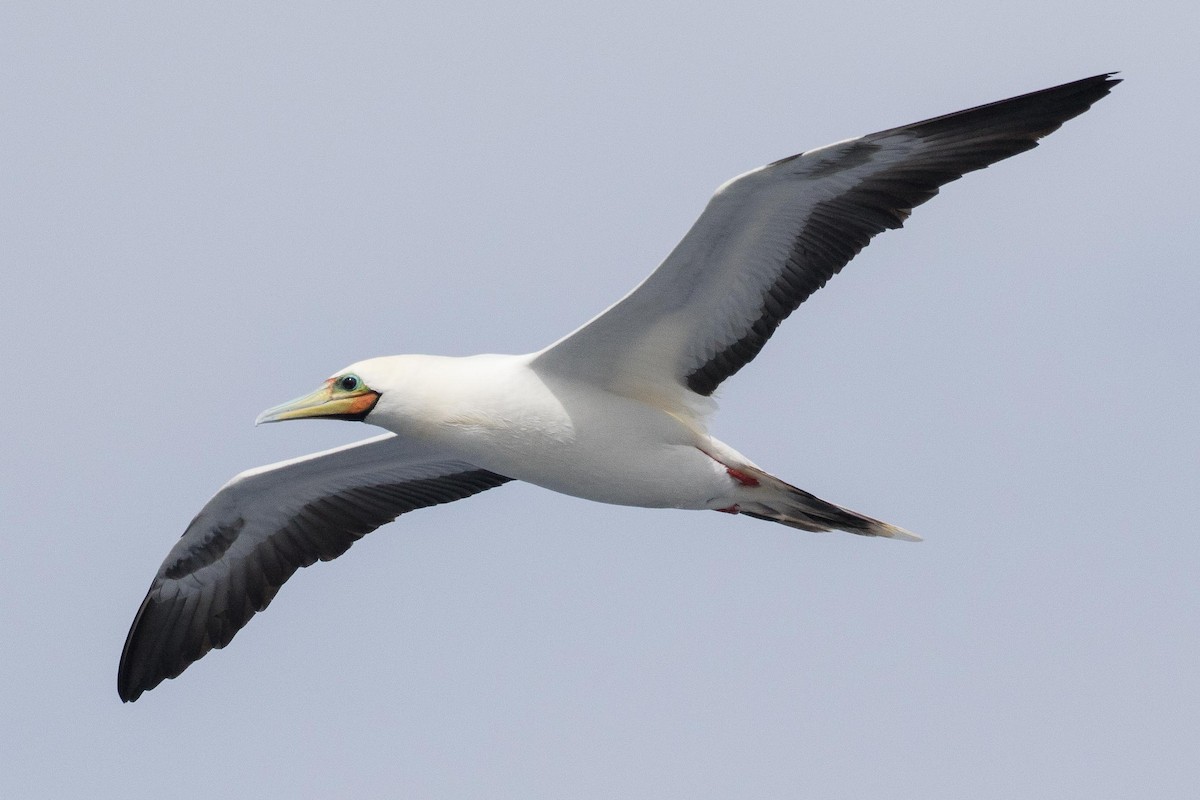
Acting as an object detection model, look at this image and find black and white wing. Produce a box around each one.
[532,74,1118,409]
[118,433,512,702]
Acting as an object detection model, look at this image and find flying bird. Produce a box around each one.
[119,73,1119,701]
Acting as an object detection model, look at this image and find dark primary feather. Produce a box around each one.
[118,436,512,702]
[684,73,1119,395]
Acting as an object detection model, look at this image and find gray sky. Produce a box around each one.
[3,2,1197,798]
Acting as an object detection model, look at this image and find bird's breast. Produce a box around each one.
[369,355,724,508]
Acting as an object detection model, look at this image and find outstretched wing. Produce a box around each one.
[118,433,512,702]
[532,74,1118,409]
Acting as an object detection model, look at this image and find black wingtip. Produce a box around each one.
[1056,71,1122,101]
[880,72,1122,145]
[117,588,157,703]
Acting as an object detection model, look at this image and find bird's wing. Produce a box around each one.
[118,433,512,702]
[532,74,1118,412]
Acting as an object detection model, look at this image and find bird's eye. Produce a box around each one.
[338,374,361,392]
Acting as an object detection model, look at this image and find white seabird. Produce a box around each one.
[119,74,1119,701]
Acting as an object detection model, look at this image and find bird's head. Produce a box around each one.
[255,360,387,425]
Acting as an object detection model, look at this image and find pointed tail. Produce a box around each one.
[733,466,921,541]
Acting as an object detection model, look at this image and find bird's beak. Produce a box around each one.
[255,380,381,425]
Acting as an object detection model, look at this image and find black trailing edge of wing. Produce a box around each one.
[685,73,1119,396]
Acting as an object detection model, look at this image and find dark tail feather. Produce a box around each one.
[736,467,921,541]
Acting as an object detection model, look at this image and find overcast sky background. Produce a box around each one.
[3,2,1198,798]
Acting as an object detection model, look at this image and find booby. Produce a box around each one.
[119,74,1119,702]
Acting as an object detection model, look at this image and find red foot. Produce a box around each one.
[715,505,741,514]
[725,467,760,487]
[697,446,762,488]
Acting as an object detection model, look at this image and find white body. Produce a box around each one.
[360,353,745,509]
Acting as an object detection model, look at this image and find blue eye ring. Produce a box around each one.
[338,374,361,392]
